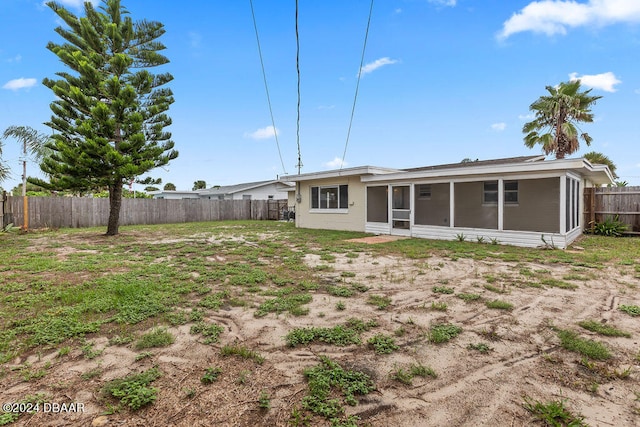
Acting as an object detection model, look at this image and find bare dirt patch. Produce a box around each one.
[2,227,639,427]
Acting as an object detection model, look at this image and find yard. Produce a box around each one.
[1,221,639,426]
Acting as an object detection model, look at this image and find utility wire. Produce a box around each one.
[295,0,302,174]
[249,0,287,175]
[340,0,374,170]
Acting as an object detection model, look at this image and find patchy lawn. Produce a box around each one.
[1,221,639,426]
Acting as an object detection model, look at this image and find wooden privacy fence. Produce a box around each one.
[1,196,288,229]
[584,186,640,234]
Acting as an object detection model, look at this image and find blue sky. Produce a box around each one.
[1,0,639,192]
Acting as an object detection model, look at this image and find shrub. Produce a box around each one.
[591,216,628,237]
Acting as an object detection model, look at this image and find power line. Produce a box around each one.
[249,0,287,175]
[295,0,302,174]
[340,0,374,170]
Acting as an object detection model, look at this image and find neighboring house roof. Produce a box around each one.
[281,166,401,182]
[402,155,545,172]
[199,180,293,197]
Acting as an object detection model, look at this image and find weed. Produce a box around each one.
[351,283,369,293]
[57,346,71,357]
[286,324,364,347]
[367,295,391,310]
[190,322,225,344]
[184,387,196,398]
[198,290,230,310]
[486,300,514,310]
[432,286,454,294]
[220,344,265,364]
[541,278,578,290]
[457,293,481,302]
[258,390,271,410]
[81,368,102,380]
[390,367,413,385]
[467,342,493,353]
[109,334,134,346]
[134,351,153,361]
[135,327,175,350]
[556,329,611,360]
[430,301,448,311]
[237,370,250,385]
[619,305,640,317]
[391,363,437,385]
[328,286,354,298]
[81,341,103,360]
[429,324,462,344]
[489,237,500,245]
[455,233,466,242]
[335,301,346,311]
[476,236,485,244]
[340,271,356,278]
[201,367,222,384]
[483,284,504,293]
[102,367,161,410]
[578,320,631,337]
[302,356,374,422]
[367,334,399,354]
[255,293,312,317]
[523,397,587,427]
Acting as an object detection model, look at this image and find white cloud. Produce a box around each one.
[358,57,398,76]
[633,88,640,95]
[498,0,640,40]
[518,113,534,120]
[394,8,403,14]
[7,54,22,63]
[428,0,457,6]
[569,71,621,92]
[324,157,348,169]
[3,77,37,90]
[491,122,507,131]
[244,126,278,140]
[188,31,202,49]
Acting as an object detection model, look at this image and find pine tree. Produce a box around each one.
[38,0,177,235]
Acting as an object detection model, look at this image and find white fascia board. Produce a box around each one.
[361,158,604,183]
[280,166,400,182]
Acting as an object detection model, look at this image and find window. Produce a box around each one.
[311,185,348,210]
[484,181,518,204]
[242,195,252,200]
[417,184,431,199]
[268,195,274,200]
[483,181,498,204]
[504,181,518,204]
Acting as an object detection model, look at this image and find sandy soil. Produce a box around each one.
[2,234,640,427]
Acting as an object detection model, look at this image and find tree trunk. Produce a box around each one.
[106,181,123,236]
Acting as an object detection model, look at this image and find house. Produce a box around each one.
[280,156,614,248]
[151,180,293,200]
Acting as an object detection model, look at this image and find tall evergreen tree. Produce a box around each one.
[523,80,601,159]
[38,0,177,235]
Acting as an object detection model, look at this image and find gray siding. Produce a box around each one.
[504,178,559,233]
[414,183,450,226]
[454,182,497,229]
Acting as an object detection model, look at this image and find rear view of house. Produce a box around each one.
[281,156,613,248]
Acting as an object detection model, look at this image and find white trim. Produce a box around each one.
[498,178,504,231]
[449,181,455,228]
[282,166,400,182]
[559,176,566,234]
[309,209,349,214]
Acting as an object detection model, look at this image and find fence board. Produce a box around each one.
[584,186,640,233]
[5,196,288,229]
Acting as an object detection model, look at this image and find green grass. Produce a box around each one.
[391,363,436,385]
[367,295,392,309]
[220,344,265,364]
[254,293,312,317]
[485,300,514,310]
[286,319,377,347]
[135,327,175,350]
[201,367,222,384]
[523,397,587,427]
[430,301,448,311]
[556,329,611,360]
[190,322,225,344]
[457,293,481,302]
[432,286,454,294]
[578,320,631,337]
[467,342,493,353]
[540,278,579,290]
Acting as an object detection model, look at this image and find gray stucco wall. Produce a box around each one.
[454,182,498,229]
[414,183,450,226]
[504,177,559,233]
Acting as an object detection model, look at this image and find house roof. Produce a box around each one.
[402,155,545,172]
[278,156,614,186]
[198,180,293,196]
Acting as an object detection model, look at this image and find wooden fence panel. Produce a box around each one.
[584,186,640,233]
[4,196,281,229]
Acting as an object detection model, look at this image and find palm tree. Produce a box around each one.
[523,80,602,159]
[1,126,52,197]
[0,140,10,184]
[583,151,618,179]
